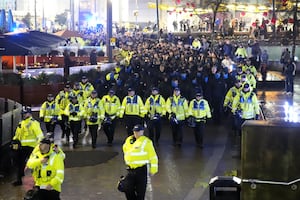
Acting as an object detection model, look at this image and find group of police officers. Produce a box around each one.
[11,36,262,200]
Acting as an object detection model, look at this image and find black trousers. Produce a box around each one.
[69,120,81,145]
[16,146,33,182]
[88,124,99,148]
[58,115,70,139]
[147,119,162,143]
[193,121,205,145]
[38,189,60,200]
[125,165,147,200]
[124,115,143,136]
[103,119,117,144]
[45,121,56,134]
[170,120,184,145]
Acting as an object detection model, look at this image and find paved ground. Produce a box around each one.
[0,72,299,200]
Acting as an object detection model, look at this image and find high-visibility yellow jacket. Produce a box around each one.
[188,98,211,121]
[120,95,146,118]
[101,94,121,119]
[235,47,248,58]
[246,73,257,89]
[83,97,104,125]
[144,94,166,119]
[231,91,260,119]
[26,147,64,192]
[166,95,189,121]
[123,135,158,175]
[13,117,43,148]
[64,102,84,122]
[80,82,95,100]
[55,91,70,114]
[69,89,84,105]
[39,101,62,122]
[224,86,241,109]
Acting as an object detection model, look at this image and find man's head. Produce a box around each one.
[127,88,135,96]
[151,87,159,95]
[22,106,32,119]
[243,83,251,93]
[195,92,203,100]
[173,87,181,96]
[81,76,88,83]
[132,124,144,138]
[39,138,51,155]
[91,90,98,98]
[47,93,54,102]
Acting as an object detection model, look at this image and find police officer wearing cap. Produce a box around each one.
[231,83,260,136]
[40,94,62,134]
[55,83,71,141]
[26,138,65,200]
[166,87,189,147]
[80,75,95,100]
[122,124,158,200]
[120,87,146,136]
[12,106,43,186]
[83,90,104,148]
[144,87,166,145]
[188,92,211,148]
[64,95,84,148]
[101,89,121,146]
[69,82,84,105]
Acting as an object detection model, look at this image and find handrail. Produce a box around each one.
[242,178,300,186]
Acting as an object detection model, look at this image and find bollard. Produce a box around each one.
[209,176,241,200]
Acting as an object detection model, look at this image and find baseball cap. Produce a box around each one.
[196,92,203,97]
[127,87,134,92]
[152,87,159,91]
[108,89,115,94]
[82,75,87,79]
[91,90,97,94]
[132,124,144,132]
[40,138,51,145]
[174,87,180,91]
[243,83,250,89]
[22,106,32,114]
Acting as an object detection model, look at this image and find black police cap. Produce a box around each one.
[132,124,144,132]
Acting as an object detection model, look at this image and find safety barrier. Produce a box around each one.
[0,98,22,146]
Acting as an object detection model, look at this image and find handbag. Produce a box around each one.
[117,175,131,192]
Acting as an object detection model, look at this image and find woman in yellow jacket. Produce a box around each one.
[26,138,65,200]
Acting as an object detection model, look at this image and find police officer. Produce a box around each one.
[101,89,121,146]
[188,92,211,148]
[40,94,61,134]
[80,75,95,100]
[55,84,71,141]
[144,87,166,145]
[69,82,84,105]
[83,90,104,148]
[120,88,146,136]
[64,95,84,148]
[26,138,65,200]
[166,87,189,147]
[12,106,43,186]
[231,83,260,136]
[122,124,158,200]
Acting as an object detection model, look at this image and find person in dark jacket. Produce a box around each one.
[284,57,296,95]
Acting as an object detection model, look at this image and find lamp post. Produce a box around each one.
[106,0,113,63]
[156,0,159,35]
[34,0,37,30]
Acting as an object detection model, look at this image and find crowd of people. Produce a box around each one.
[12,35,280,200]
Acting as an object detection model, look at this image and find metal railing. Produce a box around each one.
[0,98,22,146]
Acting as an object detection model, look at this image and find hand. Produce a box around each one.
[41,157,49,164]
[46,184,53,190]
